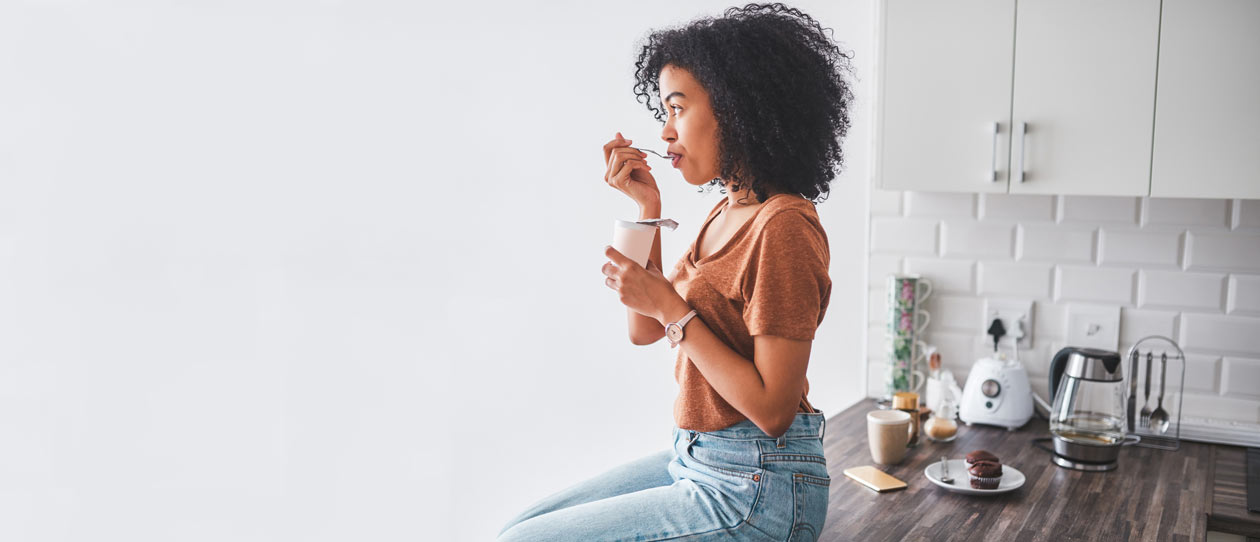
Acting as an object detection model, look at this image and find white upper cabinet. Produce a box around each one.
[876,0,1016,193]
[1007,0,1160,196]
[878,0,1258,200]
[1150,0,1260,199]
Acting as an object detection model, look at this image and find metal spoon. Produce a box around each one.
[939,456,954,484]
[631,147,672,161]
[1150,352,1170,434]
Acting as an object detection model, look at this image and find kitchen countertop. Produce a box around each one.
[820,398,1259,541]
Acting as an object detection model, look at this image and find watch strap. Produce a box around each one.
[667,309,698,348]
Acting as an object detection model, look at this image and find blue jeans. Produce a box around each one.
[496,412,830,541]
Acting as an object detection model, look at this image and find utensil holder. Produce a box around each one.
[1124,335,1185,451]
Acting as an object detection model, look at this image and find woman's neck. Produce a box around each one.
[725,187,786,210]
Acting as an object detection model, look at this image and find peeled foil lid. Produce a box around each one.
[635,218,679,231]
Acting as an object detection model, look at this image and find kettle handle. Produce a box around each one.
[1048,347,1075,403]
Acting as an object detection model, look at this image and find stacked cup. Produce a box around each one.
[884,274,933,401]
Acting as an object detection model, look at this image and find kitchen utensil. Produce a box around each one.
[630,147,671,160]
[1151,352,1170,434]
[1127,349,1139,432]
[1140,352,1153,428]
[1125,336,1186,451]
[938,456,953,484]
[1046,346,1134,471]
[924,459,1026,495]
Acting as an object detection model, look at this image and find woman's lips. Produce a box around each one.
[671,154,682,168]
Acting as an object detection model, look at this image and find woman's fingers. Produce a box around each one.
[610,159,650,188]
[606,147,648,178]
[610,154,648,178]
[602,133,634,163]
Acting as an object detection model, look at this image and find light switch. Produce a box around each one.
[1065,304,1120,350]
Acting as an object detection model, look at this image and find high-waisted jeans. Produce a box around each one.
[496,412,830,541]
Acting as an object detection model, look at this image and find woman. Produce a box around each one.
[497,3,854,541]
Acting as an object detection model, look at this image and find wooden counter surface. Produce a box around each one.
[818,399,1257,542]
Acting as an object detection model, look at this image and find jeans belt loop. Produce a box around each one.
[776,434,787,448]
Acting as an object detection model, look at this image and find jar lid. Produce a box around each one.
[892,391,919,410]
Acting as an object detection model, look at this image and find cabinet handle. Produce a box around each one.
[1013,121,1027,183]
[988,122,999,182]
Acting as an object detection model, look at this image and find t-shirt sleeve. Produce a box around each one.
[741,210,831,341]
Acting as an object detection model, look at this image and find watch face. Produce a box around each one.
[667,325,683,342]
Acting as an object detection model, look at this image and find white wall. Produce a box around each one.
[0,1,873,540]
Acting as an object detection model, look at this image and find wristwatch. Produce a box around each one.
[665,309,699,349]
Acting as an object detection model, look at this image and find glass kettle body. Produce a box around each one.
[1046,347,1127,470]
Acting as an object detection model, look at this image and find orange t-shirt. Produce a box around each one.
[668,193,832,432]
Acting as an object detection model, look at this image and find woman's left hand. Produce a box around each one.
[602,245,682,324]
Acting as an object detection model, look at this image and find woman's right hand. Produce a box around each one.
[603,132,660,209]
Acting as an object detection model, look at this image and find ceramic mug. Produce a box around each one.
[867,410,914,465]
[885,337,928,395]
[914,309,931,336]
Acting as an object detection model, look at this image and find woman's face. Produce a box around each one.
[658,65,721,186]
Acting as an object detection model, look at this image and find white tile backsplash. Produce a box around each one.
[1183,354,1221,394]
[1221,357,1260,399]
[1178,392,1260,424]
[942,221,1015,258]
[979,193,1057,222]
[868,191,1260,423]
[870,217,938,255]
[1179,313,1260,355]
[868,254,903,286]
[1235,199,1260,230]
[1118,307,1178,344]
[1033,302,1068,343]
[1146,198,1230,229]
[1056,265,1136,304]
[1186,231,1260,272]
[978,261,1054,298]
[904,258,974,294]
[1019,225,1095,263]
[1060,195,1140,225]
[1099,229,1183,268]
[906,192,976,218]
[1230,275,1260,315]
[921,295,984,333]
[1139,270,1227,311]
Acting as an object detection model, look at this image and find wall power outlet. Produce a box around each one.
[982,299,1035,351]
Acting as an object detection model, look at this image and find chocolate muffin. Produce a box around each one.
[965,449,999,467]
[968,460,1003,490]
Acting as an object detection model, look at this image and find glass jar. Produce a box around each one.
[892,391,921,447]
[924,399,959,442]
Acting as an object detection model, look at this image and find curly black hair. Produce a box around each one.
[632,2,856,205]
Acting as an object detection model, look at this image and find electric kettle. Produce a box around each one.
[1046,346,1133,471]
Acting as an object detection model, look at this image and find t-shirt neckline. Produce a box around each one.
[688,193,793,267]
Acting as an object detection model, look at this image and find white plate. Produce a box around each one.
[923,459,1025,495]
